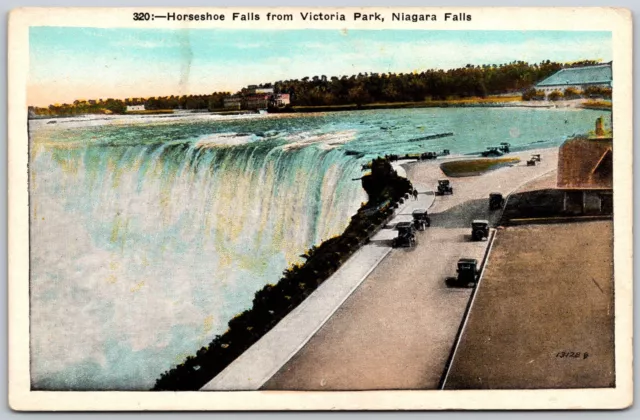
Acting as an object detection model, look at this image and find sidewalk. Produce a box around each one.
[202,170,433,391]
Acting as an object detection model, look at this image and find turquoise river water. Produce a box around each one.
[28,107,609,389]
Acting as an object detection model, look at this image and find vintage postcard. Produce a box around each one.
[8,7,633,410]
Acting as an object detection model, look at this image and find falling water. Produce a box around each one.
[29,128,365,390]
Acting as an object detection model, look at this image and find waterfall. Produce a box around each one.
[29,133,365,390]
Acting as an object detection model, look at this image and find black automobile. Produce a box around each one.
[499,142,511,153]
[393,222,417,248]
[481,147,504,157]
[437,179,453,195]
[489,193,505,210]
[412,209,431,231]
[471,219,490,241]
[446,258,479,288]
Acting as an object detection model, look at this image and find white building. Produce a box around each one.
[126,104,146,112]
[534,63,612,94]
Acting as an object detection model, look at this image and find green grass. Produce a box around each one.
[440,157,521,177]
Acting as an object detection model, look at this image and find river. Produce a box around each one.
[28,107,609,390]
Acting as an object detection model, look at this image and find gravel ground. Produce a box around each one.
[443,221,614,389]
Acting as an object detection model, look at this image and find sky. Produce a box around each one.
[28,28,612,107]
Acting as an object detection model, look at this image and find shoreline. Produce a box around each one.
[28,98,611,123]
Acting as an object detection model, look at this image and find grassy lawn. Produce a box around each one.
[440,157,521,177]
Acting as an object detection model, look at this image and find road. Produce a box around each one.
[263,148,558,390]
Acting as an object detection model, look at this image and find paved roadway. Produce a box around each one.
[263,148,558,390]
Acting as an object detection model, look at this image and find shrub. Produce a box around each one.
[563,87,581,100]
[547,90,564,101]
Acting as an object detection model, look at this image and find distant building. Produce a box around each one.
[222,88,291,111]
[244,94,270,110]
[223,96,242,110]
[273,93,291,107]
[255,87,274,94]
[535,63,612,94]
[126,104,145,112]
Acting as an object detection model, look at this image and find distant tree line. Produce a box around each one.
[30,92,231,116]
[268,60,603,106]
[30,59,605,116]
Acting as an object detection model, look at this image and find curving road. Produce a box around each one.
[263,148,558,390]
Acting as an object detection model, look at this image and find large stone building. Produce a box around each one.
[535,62,612,94]
[557,119,613,215]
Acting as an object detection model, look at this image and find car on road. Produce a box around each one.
[436,179,453,195]
[412,209,431,230]
[445,258,479,288]
[489,193,505,210]
[393,222,417,248]
[481,147,504,157]
[471,219,490,241]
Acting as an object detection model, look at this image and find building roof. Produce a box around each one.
[536,64,612,87]
[557,137,613,189]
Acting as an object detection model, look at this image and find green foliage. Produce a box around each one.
[547,90,564,101]
[583,86,612,99]
[152,158,412,391]
[273,60,564,106]
[563,87,581,100]
[521,88,546,101]
[31,93,231,117]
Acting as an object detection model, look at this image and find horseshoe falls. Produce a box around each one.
[28,108,608,390]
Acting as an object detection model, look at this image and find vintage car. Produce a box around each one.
[489,192,505,210]
[471,219,490,241]
[436,179,453,195]
[393,222,417,248]
[481,147,504,157]
[445,258,480,288]
[499,142,511,153]
[412,209,431,231]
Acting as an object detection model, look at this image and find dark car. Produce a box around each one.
[471,219,490,241]
[446,258,479,288]
[412,209,431,231]
[499,142,511,153]
[481,147,504,157]
[393,222,417,248]
[437,179,453,195]
[489,193,505,210]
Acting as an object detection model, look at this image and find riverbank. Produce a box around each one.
[154,159,412,390]
[276,97,610,114]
